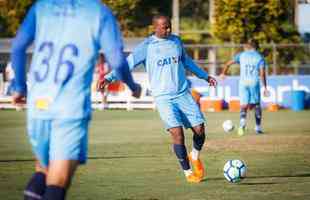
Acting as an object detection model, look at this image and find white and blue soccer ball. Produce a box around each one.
[223,159,247,183]
[222,120,234,133]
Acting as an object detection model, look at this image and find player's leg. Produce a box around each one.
[190,124,205,160]
[251,84,263,134]
[175,92,206,180]
[168,127,200,183]
[189,123,205,179]
[154,97,200,182]
[238,105,248,136]
[42,118,89,200]
[99,91,105,110]
[169,127,190,173]
[24,118,50,200]
[96,77,107,110]
[238,85,250,136]
[43,160,79,200]
[254,104,263,133]
[101,87,109,110]
[24,161,47,200]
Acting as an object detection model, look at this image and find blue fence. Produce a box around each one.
[189,75,310,109]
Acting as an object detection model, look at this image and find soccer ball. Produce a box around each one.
[223,159,247,183]
[222,120,234,132]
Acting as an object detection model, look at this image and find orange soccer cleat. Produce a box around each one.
[186,173,202,183]
[188,153,205,179]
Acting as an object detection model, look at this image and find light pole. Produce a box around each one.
[208,0,217,76]
[172,0,180,35]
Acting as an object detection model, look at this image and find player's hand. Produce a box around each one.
[132,83,142,98]
[263,88,270,97]
[219,73,226,80]
[207,76,217,87]
[97,79,109,92]
[12,92,26,106]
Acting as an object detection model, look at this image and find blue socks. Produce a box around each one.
[240,108,247,128]
[193,133,205,151]
[173,144,190,170]
[24,172,46,200]
[255,105,262,126]
[24,173,66,200]
[42,185,66,200]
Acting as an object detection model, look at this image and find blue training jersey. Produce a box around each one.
[234,50,267,86]
[106,34,209,99]
[11,0,136,119]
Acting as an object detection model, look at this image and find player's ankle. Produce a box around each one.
[42,185,66,200]
[190,149,200,161]
[184,169,193,177]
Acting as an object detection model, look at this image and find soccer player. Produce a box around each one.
[104,15,217,183]
[11,1,141,200]
[4,61,16,96]
[95,53,111,110]
[220,39,268,136]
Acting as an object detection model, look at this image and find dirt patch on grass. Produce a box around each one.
[206,135,310,153]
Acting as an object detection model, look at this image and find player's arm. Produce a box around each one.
[181,44,217,86]
[221,60,235,77]
[104,40,147,83]
[220,53,240,80]
[10,4,36,104]
[259,59,268,96]
[98,6,140,97]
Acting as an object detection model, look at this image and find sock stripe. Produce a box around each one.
[24,190,42,200]
[173,144,190,170]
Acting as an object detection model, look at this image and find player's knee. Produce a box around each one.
[169,131,184,144]
[172,135,184,144]
[46,160,78,188]
[193,124,205,136]
[240,105,248,110]
[249,104,256,110]
[35,161,47,174]
[240,107,247,113]
[46,173,72,188]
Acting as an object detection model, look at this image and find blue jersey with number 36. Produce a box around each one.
[234,50,266,86]
[11,0,130,119]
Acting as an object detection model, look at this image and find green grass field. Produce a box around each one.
[1,109,310,200]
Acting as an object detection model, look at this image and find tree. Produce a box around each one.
[0,0,168,37]
[212,0,301,44]
[179,0,211,43]
[103,0,141,36]
[212,0,304,73]
[0,0,33,37]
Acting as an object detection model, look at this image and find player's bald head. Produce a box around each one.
[152,14,171,38]
[244,39,259,50]
[152,15,170,26]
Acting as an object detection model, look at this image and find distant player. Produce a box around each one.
[95,53,111,110]
[11,1,141,200]
[104,15,217,183]
[220,39,268,136]
[4,61,16,96]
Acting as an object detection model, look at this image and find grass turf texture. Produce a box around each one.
[0,110,310,200]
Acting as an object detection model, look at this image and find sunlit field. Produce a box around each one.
[0,109,310,200]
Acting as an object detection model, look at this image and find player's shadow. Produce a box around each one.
[0,155,157,163]
[240,173,310,185]
[0,159,34,163]
[88,155,157,160]
[241,182,278,185]
[202,173,310,184]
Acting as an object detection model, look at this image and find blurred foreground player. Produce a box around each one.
[11,1,141,199]
[95,53,111,110]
